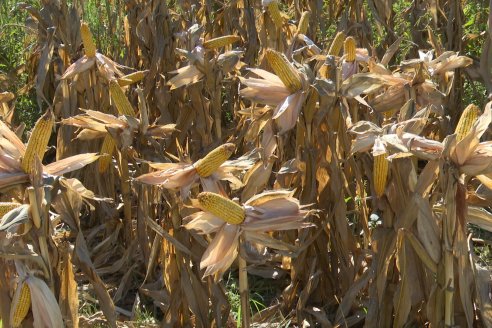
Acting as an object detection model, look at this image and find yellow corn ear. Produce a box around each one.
[383,110,396,120]
[0,202,21,217]
[117,71,147,87]
[455,104,481,142]
[194,143,235,178]
[80,22,96,58]
[98,135,116,173]
[198,192,245,224]
[265,49,303,93]
[266,1,283,29]
[21,110,54,174]
[109,80,135,117]
[11,282,31,328]
[297,11,310,35]
[327,31,346,56]
[319,64,330,79]
[344,36,356,62]
[203,35,241,49]
[373,154,389,197]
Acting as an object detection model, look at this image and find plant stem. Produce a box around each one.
[118,151,132,244]
[444,250,454,327]
[238,239,250,328]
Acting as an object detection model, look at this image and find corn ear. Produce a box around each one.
[21,110,54,174]
[109,80,135,117]
[383,110,396,120]
[117,71,147,87]
[194,143,235,178]
[11,282,31,328]
[455,104,480,142]
[319,64,330,79]
[198,192,245,224]
[327,31,346,56]
[98,135,116,173]
[0,202,22,217]
[373,153,389,197]
[80,22,96,58]
[344,36,356,62]
[266,0,283,29]
[203,35,241,49]
[297,11,310,35]
[266,49,303,93]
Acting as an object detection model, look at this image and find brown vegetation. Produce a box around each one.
[0,0,491,327]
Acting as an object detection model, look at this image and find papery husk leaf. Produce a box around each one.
[60,56,96,80]
[44,153,100,176]
[241,158,274,201]
[27,276,64,328]
[341,73,405,97]
[0,204,29,233]
[0,120,25,156]
[167,65,204,90]
[244,189,294,206]
[183,211,224,234]
[467,206,492,232]
[201,224,240,278]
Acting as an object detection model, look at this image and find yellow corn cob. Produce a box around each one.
[327,31,346,56]
[11,282,31,328]
[344,36,356,62]
[194,143,235,178]
[384,110,396,120]
[319,64,330,79]
[203,35,241,49]
[373,153,389,197]
[198,192,245,224]
[266,0,283,29]
[109,80,135,117]
[455,104,481,142]
[117,71,147,87]
[0,202,21,217]
[266,49,303,93]
[21,110,54,174]
[98,135,115,173]
[297,11,310,35]
[80,22,96,58]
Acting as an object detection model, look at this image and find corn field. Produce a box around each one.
[0,0,492,327]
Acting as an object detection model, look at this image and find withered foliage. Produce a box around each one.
[1,0,491,327]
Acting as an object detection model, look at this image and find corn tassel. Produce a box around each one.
[198,192,245,224]
[0,202,21,217]
[297,11,310,35]
[373,153,389,197]
[98,135,116,173]
[344,36,356,62]
[109,80,135,117]
[117,71,147,87]
[455,104,480,142]
[266,49,303,93]
[327,31,346,56]
[203,35,241,49]
[80,22,96,58]
[11,282,31,328]
[21,110,54,174]
[265,0,283,29]
[194,143,235,178]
